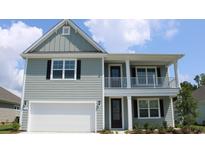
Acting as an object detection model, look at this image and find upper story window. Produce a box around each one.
[138,98,160,119]
[62,26,70,35]
[51,59,76,80]
[136,67,157,85]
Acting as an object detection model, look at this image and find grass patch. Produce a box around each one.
[0,123,20,134]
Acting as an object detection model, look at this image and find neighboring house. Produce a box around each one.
[20,19,183,132]
[193,86,205,125]
[0,87,20,123]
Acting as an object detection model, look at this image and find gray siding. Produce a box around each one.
[196,101,205,124]
[132,96,173,127]
[34,25,97,52]
[23,58,103,131]
[105,96,174,129]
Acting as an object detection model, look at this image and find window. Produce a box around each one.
[14,105,20,110]
[62,26,70,35]
[52,59,76,80]
[138,98,160,118]
[136,67,157,85]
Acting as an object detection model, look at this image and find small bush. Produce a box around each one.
[12,122,20,131]
[1,122,5,125]
[167,127,174,133]
[98,129,114,134]
[14,117,19,123]
[158,127,166,134]
[143,123,150,130]
[162,121,168,129]
[202,121,205,126]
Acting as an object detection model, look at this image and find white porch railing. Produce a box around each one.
[104,76,177,88]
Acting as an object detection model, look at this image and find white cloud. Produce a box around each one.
[0,21,43,97]
[84,19,179,52]
[179,73,191,83]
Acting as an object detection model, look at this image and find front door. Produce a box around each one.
[110,66,121,87]
[111,98,122,128]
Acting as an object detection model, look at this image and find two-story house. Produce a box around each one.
[20,19,183,132]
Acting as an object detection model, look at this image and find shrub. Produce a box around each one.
[14,117,19,123]
[181,126,192,134]
[1,122,5,125]
[158,127,166,134]
[98,129,114,134]
[143,123,150,130]
[162,121,168,129]
[202,120,205,126]
[167,127,174,133]
[12,122,20,131]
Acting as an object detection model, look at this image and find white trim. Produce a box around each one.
[135,66,158,86]
[23,19,106,53]
[127,96,133,130]
[108,64,123,88]
[137,98,161,119]
[109,97,124,130]
[170,97,175,127]
[29,100,96,104]
[102,57,105,129]
[20,58,27,128]
[125,60,131,88]
[174,61,179,88]
[27,100,97,132]
[51,59,77,80]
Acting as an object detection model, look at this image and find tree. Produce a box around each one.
[176,82,198,126]
[194,75,200,88]
[200,73,205,86]
[180,81,197,91]
[194,73,205,87]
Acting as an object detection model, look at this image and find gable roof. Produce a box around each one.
[0,87,20,104]
[23,19,106,53]
[193,86,205,102]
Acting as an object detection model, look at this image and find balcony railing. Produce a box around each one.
[104,76,177,88]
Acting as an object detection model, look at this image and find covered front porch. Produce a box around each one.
[104,96,175,130]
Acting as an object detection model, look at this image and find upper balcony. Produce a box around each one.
[105,76,177,89]
[103,53,183,97]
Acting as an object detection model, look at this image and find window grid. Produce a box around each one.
[51,59,76,80]
[136,67,157,85]
[138,99,161,119]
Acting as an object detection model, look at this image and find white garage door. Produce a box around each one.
[28,103,95,132]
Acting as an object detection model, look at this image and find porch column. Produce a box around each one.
[126,60,131,88]
[127,96,133,130]
[174,61,179,88]
[170,97,175,127]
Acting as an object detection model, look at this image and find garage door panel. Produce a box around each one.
[29,103,95,132]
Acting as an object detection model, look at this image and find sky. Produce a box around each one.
[0,19,204,96]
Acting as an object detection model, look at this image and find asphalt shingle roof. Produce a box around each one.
[193,86,205,102]
[0,87,20,104]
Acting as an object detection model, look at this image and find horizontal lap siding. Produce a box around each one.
[132,96,173,127]
[23,58,103,131]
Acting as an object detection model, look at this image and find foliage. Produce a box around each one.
[98,129,114,134]
[194,73,205,87]
[180,81,197,91]
[176,82,198,125]
[12,122,20,131]
[162,121,168,129]
[143,123,150,130]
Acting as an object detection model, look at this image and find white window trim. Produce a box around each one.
[137,98,161,119]
[135,66,158,86]
[51,59,77,80]
[62,26,70,35]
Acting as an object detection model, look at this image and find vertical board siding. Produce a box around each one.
[34,25,97,52]
[23,58,103,131]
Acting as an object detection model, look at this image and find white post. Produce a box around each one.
[170,97,175,128]
[127,96,133,130]
[174,61,179,88]
[126,60,131,88]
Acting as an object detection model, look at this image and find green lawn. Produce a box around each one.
[0,123,19,134]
